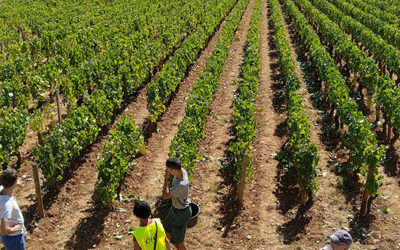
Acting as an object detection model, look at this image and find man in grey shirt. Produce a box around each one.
[162,156,191,250]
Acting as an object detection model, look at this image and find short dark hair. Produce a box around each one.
[0,168,18,188]
[166,156,181,170]
[133,200,151,219]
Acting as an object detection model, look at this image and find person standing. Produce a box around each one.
[320,229,352,250]
[132,200,171,250]
[0,168,26,250]
[162,156,191,250]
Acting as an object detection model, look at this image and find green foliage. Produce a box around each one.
[344,0,399,26]
[169,0,250,179]
[296,0,400,134]
[309,0,400,78]
[328,0,400,50]
[33,74,127,184]
[147,0,238,123]
[270,0,318,195]
[33,105,99,184]
[229,0,262,183]
[0,0,208,108]
[0,0,214,172]
[31,103,54,135]
[295,0,378,95]
[362,0,400,16]
[281,0,384,197]
[0,109,29,166]
[376,78,400,130]
[32,0,230,185]
[95,116,144,205]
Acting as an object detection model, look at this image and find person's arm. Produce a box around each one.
[165,236,172,250]
[133,235,141,250]
[1,201,22,235]
[1,219,22,235]
[162,171,173,200]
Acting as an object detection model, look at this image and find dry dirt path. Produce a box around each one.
[13,3,205,241]
[183,0,256,248]
[13,19,193,250]
[23,6,230,250]
[91,7,231,249]
[279,1,400,248]
[12,0,400,248]
[222,0,288,248]
[278,3,354,247]
[15,96,68,225]
[24,90,150,249]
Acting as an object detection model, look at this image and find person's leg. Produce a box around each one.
[170,208,191,249]
[170,226,183,247]
[1,235,13,250]
[171,242,187,250]
[164,207,175,240]
[1,234,25,250]
[176,242,187,250]
[20,234,26,250]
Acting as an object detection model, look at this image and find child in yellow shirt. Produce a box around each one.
[132,200,171,250]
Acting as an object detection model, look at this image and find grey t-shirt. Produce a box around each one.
[170,169,190,209]
[0,186,27,236]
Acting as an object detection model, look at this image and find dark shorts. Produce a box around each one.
[0,234,25,250]
[164,206,192,244]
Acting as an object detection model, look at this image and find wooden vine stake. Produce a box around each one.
[144,121,156,139]
[361,189,369,215]
[238,152,249,207]
[367,95,373,111]
[37,133,44,146]
[300,189,308,206]
[392,128,399,145]
[375,105,380,122]
[32,163,45,218]
[56,89,62,124]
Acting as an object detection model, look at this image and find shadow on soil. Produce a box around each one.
[348,210,376,244]
[276,202,313,244]
[273,153,299,215]
[381,139,400,178]
[21,17,219,229]
[268,7,315,243]
[65,197,109,250]
[282,12,381,243]
[218,137,242,238]
[274,119,288,138]
[23,87,147,231]
[267,7,315,243]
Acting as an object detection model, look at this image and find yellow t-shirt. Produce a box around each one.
[133,218,167,250]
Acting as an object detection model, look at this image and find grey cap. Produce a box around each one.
[330,230,352,246]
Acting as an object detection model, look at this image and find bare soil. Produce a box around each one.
[277,1,400,249]
[221,1,288,248]
[91,6,232,249]
[5,0,400,249]
[184,0,256,248]
[13,4,228,250]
